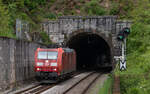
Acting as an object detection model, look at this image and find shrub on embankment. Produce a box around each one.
[0,0,15,38]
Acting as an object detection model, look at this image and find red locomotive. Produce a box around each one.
[34,48,76,82]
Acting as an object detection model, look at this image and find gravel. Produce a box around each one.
[41,72,92,94]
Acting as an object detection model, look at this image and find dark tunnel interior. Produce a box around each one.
[67,32,112,70]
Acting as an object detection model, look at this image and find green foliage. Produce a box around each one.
[109,2,119,15]
[64,9,76,15]
[45,13,57,19]
[63,9,70,15]
[116,49,150,94]
[79,0,85,3]
[120,75,142,94]
[0,0,15,38]
[0,0,53,38]
[0,0,111,38]
[75,5,81,9]
[120,73,150,94]
[127,0,150,54]
[109,0,134,18]
[130,0,150,24]
[115,1,150,94]
[127,23,150,54]
[82,0,106,15]
[40,31,52,45]
[57,12,63,17]
[99,75,112,94]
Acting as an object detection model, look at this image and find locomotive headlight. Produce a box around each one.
[37,68,41,70]
[51,63,57,66]
[37,62,43,66]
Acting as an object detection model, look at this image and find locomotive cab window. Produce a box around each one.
[38,51,58,59]
[48,52,58,59]
[38,51,47,59]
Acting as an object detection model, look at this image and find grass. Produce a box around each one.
[114,48,150,94]
[99,75,113,94]
[0,31,16,38]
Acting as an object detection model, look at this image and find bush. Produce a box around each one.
[127,88,143,94]
[63,9,75,15]
[79,0,85,3]
[120,75,143,94]
[40,31,52,45]
[44,13,57,19]
[0,0,15,38]
[109,2,119,15]
[83,0,106,15]
[57,12,63,17]
[75,5,81,9]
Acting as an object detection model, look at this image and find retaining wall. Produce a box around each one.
[0,37,44,91]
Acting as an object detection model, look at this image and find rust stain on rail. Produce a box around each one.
[113,76,120,94]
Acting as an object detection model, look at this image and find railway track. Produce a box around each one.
[14,71,83,94]
[15,84,55,94]
[14,71,104,94]
[63,72,102,94]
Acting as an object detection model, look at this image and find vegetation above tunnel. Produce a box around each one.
[0,0,134,38]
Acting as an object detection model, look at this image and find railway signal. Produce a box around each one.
[117,31,125,41]
[117,27,130,41]
[117,27,130,71]
[123,27,130,35]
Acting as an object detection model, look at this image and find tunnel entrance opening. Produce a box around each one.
[67,32,112,71]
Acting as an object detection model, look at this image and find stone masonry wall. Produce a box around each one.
[0,37,44,91]
[42,16,131,57]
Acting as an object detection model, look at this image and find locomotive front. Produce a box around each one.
[35,48,60,81]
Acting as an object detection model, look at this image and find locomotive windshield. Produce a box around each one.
[48,52,58,59]
[38,51,58,59]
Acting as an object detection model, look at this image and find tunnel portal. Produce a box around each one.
[67,32,111,70]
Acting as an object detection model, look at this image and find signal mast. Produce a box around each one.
[117,27,130,71]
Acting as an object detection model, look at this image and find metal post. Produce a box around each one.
[16,19,22,39]
[120,39,126,70]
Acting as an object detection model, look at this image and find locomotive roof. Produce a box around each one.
[38,47,74,53]
[63,48,74,52]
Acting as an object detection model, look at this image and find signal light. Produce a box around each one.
[117,33,125,41]
[123,27,130,35]
[117,27,130,41]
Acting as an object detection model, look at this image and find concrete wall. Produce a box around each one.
[0,37,44,90]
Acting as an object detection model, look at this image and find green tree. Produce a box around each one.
[0,0,14,37]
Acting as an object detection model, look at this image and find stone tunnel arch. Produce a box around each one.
[65,30,113,70]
